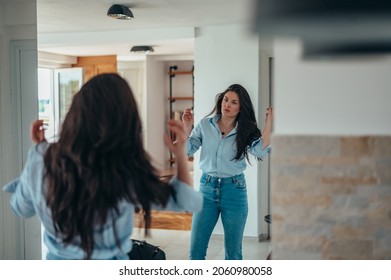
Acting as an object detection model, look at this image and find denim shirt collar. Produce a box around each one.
[209,114,237,137]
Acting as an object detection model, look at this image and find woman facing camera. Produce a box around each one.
[183,84,272,260]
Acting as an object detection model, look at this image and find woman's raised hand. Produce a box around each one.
[164,119,187,156]
[262,107,273,149]
[164,119,192,185]
[182,108,194,136]
[265,107,273,124]
[30,119,47,144]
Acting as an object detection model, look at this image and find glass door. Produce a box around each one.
[38,68,55,142]
[53,68,84,138]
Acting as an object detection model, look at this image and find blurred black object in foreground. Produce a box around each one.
[252,0,391,58]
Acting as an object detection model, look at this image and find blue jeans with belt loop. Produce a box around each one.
[189,173,248,260]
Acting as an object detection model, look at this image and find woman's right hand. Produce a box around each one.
[164,120,187,156]
[30,119,47,144]
[182,108,194,136]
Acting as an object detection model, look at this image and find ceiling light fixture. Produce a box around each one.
[107,4,134,20]
[130,46,155,53]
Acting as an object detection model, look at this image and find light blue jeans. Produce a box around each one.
[189,173,248,260]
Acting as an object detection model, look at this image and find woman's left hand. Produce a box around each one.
[262,107,273,149]
[265,107,273,123]
[30,119,47,144]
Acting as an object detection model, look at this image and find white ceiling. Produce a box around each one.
[36,0,257,61]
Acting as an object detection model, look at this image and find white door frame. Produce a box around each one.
[8,39,41,259]
[258,50,273,241]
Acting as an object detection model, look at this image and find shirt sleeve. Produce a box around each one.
[247,138,271,160]
[153,176,203,213]
[186,120,203,157]
[2,145,41,218]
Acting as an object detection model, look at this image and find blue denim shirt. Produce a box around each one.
[3,142,203,259]
[186,115,271,178]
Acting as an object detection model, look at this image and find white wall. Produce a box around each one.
[274,39,391,136]
[117,60,146,135]
[194,24,266,237]
[145,56,167,169]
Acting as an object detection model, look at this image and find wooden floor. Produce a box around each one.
[134,210,193,231]
[132,169,193,231]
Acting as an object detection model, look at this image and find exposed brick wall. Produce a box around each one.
[271,136,391,259]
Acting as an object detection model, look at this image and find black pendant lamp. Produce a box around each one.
[107,4,134,20]
[130,46,154,53]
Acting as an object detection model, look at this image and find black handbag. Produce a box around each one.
[127,239,166,260]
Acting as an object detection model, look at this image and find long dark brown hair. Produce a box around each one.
[207,84,262,162]
[43,73,173,259]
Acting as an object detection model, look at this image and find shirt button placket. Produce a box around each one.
[216,178,221,201]
[216,140,224,177]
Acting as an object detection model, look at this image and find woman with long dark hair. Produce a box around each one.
[183,84,272,260]
[3,73,202,259]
